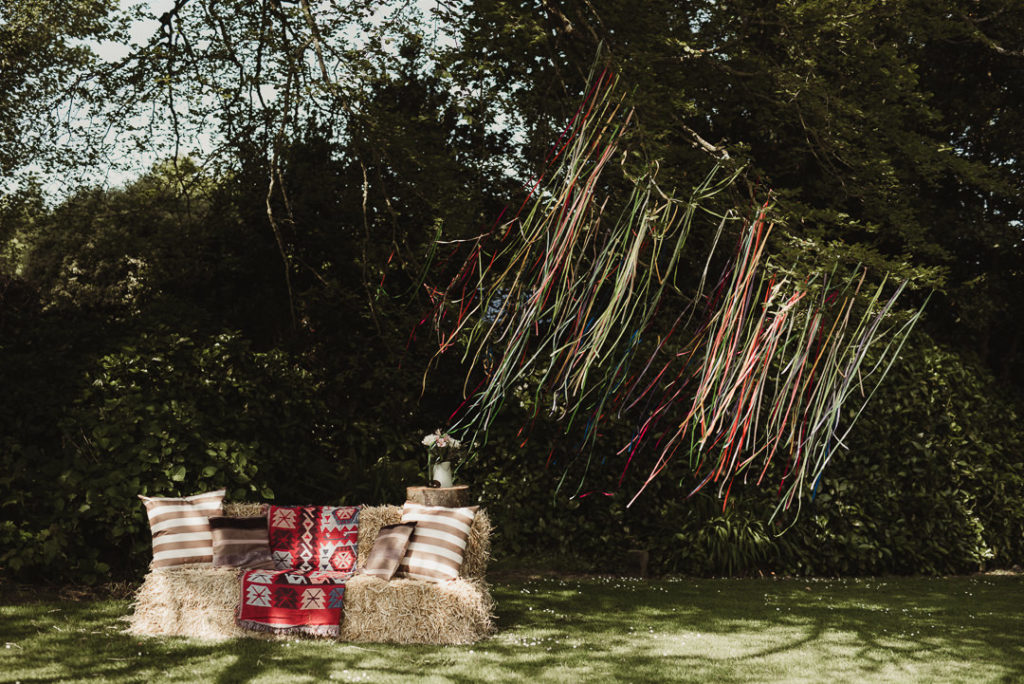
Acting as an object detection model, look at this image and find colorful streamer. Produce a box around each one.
[423,67,924,515]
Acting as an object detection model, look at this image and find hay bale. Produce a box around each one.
[354,505,402,568]
[126,567,250,640]
[223,502,267,518]
[339,574,494,645]
[460,510,492,579]
[357,505,491,579]
[128,503,494,643]
[128,567,494,644]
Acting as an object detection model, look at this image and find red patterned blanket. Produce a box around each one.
[237,505,360,636]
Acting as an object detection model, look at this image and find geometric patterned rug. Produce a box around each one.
[237,568,351,636]
[237,505,361,636]
[268,505,360,572]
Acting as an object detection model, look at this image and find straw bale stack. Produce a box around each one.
[127,503,494,643]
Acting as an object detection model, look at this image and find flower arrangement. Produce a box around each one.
[421,430,462,487]
[421,430,462,450]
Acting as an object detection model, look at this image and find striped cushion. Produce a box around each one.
[396,503,478,582]
[209,516,275,569]
[138,489,225,569]
[359,523,416,580]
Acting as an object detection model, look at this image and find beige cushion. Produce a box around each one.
[138,489,225,569]
[209,516,275,569]
[359,523,416,580]
[396,503,477,582]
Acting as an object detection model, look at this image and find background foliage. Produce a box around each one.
[0,0,1021,581]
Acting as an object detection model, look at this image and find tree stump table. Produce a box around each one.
[406,485,471,507]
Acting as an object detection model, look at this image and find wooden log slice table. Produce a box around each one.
[406,485,471,507]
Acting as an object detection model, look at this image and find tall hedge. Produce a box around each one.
[462,334,1024,577]
[0,326,349,582]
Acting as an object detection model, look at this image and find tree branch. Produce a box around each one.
[678,122,730,160]
[359,159,384,336]
[299,0,332,83]
[960,10,1024,57]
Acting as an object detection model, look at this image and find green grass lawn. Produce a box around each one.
[2,573,1022,683]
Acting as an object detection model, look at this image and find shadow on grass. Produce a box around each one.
[1,576,1022,682]
[481,575,1024,682]
[3,597,522,683]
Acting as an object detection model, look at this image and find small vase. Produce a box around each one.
[431,461,454,488]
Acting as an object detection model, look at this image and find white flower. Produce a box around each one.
[422,430,460,449]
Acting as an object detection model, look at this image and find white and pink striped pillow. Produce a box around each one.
[138,489,225,569]
[396,502,478,582]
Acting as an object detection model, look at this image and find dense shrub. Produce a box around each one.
[0,327,351,581]
[455,335,1024,577]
